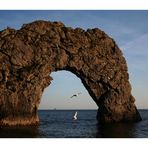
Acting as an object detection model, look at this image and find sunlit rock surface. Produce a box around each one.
[0,20,141,126]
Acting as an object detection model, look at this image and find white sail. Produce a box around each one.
[73,111,78,120]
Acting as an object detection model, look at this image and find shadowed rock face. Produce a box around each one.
[0,20,141,126]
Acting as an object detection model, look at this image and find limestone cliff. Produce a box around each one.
[0,20,141,126]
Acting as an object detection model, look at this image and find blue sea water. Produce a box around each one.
[0,110,148,138]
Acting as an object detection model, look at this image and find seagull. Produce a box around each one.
[70,92,82,98]
[73,111,78,120]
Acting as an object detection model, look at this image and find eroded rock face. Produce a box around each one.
[0,20,141,126]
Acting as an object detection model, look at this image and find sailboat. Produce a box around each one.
[73,111,78,120]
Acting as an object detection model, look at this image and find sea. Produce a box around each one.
[0,110,148,138]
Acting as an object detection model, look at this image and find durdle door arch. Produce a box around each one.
[0,21,141,126]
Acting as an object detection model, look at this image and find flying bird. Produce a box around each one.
[70,92,82,98]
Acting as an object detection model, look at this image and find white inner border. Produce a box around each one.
[0,0,148,10]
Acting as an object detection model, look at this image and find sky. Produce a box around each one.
[0,10,147,109]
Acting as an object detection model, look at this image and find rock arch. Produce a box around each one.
[0,20,141,126]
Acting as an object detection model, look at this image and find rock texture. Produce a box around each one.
[0,20,141,126]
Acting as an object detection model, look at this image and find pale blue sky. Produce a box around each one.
[0,10,147,109]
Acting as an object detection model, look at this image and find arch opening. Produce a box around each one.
[39,70,98,110]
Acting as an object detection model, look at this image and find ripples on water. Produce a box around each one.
[0,110,148,138]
